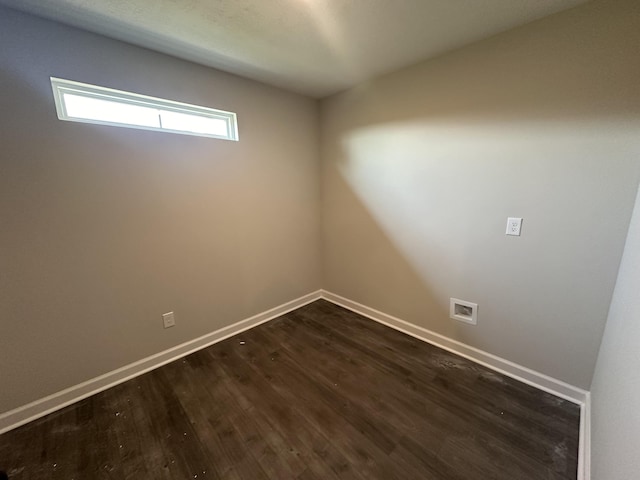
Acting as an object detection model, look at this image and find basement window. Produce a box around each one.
[50,77,238,141]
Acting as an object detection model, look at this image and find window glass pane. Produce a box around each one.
[63,93,160,128]
[160,110,229,136]
[52,77,238,141]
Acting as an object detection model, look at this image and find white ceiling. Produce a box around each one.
[1,0,588,98]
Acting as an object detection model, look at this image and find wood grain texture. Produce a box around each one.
[0,300,580,479]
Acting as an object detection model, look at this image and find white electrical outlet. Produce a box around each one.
[506,217,523,236]
[162,311,176,329]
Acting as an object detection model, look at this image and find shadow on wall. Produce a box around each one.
[321,0,640,387]
[0,6,322,413]
[0,64,246,414]
[322,172,449,332]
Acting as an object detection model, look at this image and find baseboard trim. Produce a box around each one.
[320,290,588,404]
[577,393,591,480]
[0,290,322,435]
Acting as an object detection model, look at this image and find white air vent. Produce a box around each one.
[450,298,478,325]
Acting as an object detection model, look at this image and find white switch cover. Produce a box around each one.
[162,311,176,329]
[506,217,523,236]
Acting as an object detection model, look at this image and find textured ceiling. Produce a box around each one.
[1,0,588,97]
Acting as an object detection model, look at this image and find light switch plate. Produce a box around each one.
[506,217,523,236]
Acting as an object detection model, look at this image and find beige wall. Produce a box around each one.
[2,0,639,417]
[590,184,640,478]
[320,0,640,389]
[0,7,321,413]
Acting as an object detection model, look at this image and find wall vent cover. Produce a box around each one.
[450,298,478,325]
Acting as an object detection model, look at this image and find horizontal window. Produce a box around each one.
[50,77,238,141]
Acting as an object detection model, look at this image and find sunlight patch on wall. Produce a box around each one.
[337,118,640,336]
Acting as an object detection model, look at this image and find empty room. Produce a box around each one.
[0,0,638,479]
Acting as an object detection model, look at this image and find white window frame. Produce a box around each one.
[50,77,238,141]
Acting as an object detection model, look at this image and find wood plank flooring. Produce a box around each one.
[0,299,580,479]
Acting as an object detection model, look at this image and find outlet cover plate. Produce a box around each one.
[162,311,176,329]
[506,217,523,236]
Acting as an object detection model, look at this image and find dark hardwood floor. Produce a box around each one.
[0,300,580,479]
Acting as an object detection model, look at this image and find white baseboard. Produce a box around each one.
[320,290,587,404]
[577,393,591,480]
[0,290,322,435]
[320,290,590,480]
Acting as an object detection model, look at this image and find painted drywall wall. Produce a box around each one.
[0,7,321,413]
[320,0,640,389]
[590,184,640,478]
